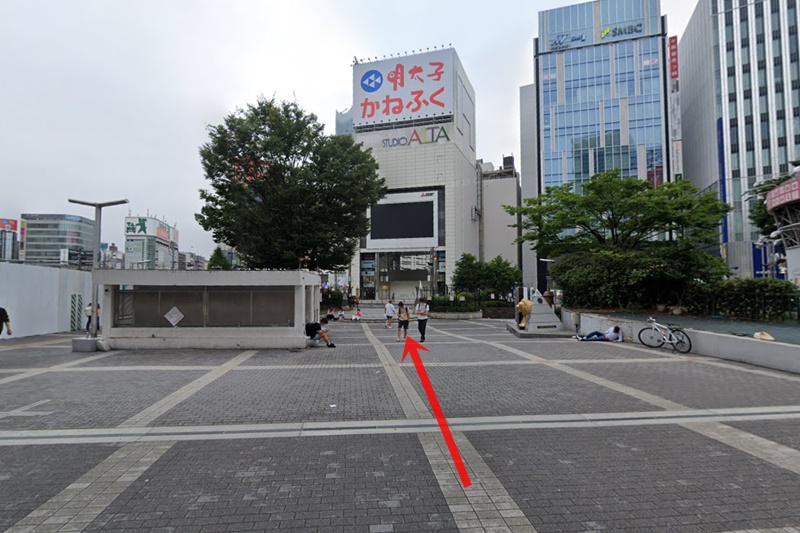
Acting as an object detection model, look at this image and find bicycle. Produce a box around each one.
[637,317,692,354]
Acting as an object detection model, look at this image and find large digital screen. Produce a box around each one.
[370,202,433,239]
[367,191,439,249]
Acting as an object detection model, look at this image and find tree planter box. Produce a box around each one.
[481,306,515,319]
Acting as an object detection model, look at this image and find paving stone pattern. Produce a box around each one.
[74,349,245,367]
[565,361,800,409]
[0,348,92,369]
[385,342,530,364]
[3,323,800,532]
[248,345,383,366]
[0,370,208,430]
[150,367,406,426]
[401,364,663,418]
[500,340,671,361]
[728,420,800,452]
[85,435,457,533]
[0,443,121,531]
[468,425,800,532]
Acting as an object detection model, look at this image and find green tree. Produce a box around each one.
[505,170,731,309]
[483,256,522,296]
[451,254,522,295]
[196,97,387,270]
[451,254,485,293]
[207,246,231,270]
[505,170,730,257]
[748,161,799,237]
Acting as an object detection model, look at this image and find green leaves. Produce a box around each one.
[505,170,730,256]
[451,254,522,295]
[196,98,387,270]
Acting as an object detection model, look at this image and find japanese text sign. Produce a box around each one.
[766,177,800,212]
[353,49,454,127]
[669,36,678,80]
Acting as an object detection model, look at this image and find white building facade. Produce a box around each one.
[124,216,180,270]
[680,0,800,277]
[348,48,479,301]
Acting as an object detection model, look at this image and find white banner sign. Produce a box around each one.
[353,49,454,127]
[164,306,184,327]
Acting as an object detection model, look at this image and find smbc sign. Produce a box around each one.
[601,22,644,39]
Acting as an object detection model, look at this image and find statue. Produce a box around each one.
[516,298,533,329]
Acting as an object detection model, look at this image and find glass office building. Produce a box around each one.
[680,0,800,277]
[21,213,95,265]
[535,0,669,192]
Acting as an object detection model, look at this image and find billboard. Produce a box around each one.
[0,218,18,231]
[669,36,679,80]
[367,190,439,249]
[125,216,177,244]
[767,177,800,212]
[353,49,454,127]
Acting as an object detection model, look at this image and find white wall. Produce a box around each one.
[0,263,92,338]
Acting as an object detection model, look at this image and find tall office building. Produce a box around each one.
[348,48,479,301]
[20,214,95,266]
[680,0,800,277]
[522,0,671,288]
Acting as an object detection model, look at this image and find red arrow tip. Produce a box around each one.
[401,336,428,361]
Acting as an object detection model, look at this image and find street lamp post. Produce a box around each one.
[68,198,129,338]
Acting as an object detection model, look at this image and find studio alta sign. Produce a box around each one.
[381,126,450,148]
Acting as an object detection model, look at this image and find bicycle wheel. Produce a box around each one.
[638,327,664,348]
[672,329,692,354]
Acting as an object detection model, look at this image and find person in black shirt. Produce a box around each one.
[305,318,335,348]
[0,306,11,336]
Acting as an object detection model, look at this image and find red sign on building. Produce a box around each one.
[669,36,679,80]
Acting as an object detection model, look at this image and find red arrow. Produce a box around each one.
[402,337,472,488]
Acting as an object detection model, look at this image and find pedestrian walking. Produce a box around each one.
[384,299,396,329]
[0,305,12,336]
[575,326,622,342]
[415,297,429,343]
[85,303,100,333]
[396,302,410,342]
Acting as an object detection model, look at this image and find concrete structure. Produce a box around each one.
[522,0,672,288]
[347,48,478,302]
[93,269,321,349]
[767,168,800,284]
[0,262,92,337]
[478,156,522,267]
[680,0,800,277]
[562,308,800,375]
[20,213,95,266]
[124,216,180,270]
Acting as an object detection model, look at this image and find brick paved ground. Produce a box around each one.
[1,320,800,532]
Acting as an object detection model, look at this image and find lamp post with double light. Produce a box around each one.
[68,198,129,338]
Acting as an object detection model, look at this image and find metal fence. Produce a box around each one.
[688,292,800,323]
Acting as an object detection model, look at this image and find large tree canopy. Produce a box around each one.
[505,170,730,257]
[196,98,387,270]
[504,171,731,309]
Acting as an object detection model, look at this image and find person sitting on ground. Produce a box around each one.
[305,318,335,348]
[576,325,623,342]
[325,308,336,321]
[336,308,345,321]
[351,308,362,321]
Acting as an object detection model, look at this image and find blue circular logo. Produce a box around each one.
[360,69,383,93]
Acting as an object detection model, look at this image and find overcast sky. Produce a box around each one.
[0,0,699,258]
